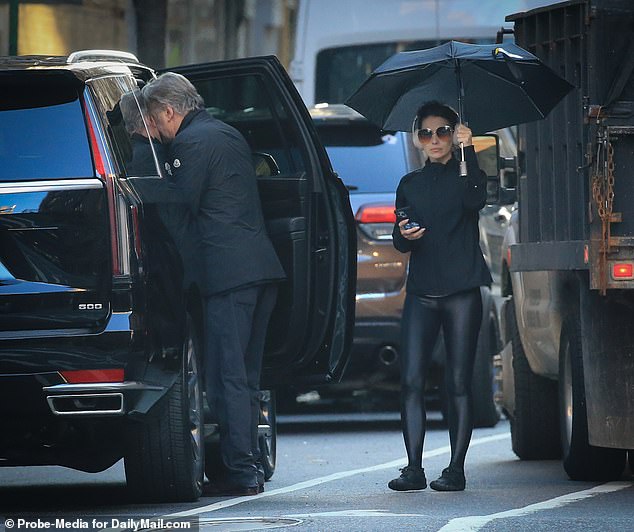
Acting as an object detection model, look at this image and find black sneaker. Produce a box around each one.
[429,467,466,491]
[388,466,427,491]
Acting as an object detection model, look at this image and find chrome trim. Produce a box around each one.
[43,381,163,393]
[47,393,124,416]
[7,227,59,231]
[0,179,103,194]
[356,289,402,301]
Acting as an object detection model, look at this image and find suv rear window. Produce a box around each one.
[315,122,407,193]
[0,75,93,182]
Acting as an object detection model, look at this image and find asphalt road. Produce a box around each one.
[1,407,632,532]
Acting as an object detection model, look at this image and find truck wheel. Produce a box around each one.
[125,316,204,502]
[507,301,561,459]
[472,305,501,428]
[559,317,626,480]
[258,390,277,481]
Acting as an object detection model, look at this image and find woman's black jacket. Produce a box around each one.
[392,145,492,296]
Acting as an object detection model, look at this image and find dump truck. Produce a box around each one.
[499,0,634,480]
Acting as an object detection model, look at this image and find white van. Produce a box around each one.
[290,0,555,107]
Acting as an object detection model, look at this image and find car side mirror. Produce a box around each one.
[498,156,518,204]
[253,152,280,177]
[473,134,501,205]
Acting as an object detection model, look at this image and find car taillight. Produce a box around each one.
[61,369,124,384]
[355,204,396,240]
[83,97,132,276]
[611,262,634,280]
[355,204,396,224]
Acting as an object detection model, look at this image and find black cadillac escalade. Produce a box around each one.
[0,51,355,502]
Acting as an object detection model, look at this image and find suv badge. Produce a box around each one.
[173,159,181,168]
[78,303,103,310]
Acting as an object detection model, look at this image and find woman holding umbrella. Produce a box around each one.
[388,101,492,492]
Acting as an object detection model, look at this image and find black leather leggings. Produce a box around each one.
[399,288,482,472]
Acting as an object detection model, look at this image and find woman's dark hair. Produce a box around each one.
[414,101,459,130]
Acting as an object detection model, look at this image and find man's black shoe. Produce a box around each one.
[429,467,466,491]
[387,466,427,491]
[202,479,262,497]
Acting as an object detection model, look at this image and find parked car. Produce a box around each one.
[0,51,355,502]
[306,104,505,426]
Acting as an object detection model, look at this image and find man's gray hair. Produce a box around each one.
[142,72,204,115]
[119,89,146,135]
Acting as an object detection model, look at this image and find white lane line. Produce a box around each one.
[286,509,429,517]
[167,432,510,517]
[438,481,632,532]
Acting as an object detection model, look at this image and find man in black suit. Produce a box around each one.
[142,73,285,497]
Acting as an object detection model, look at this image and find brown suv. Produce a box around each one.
[310,104,503,427]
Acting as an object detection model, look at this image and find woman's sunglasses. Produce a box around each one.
[417,125,454,144]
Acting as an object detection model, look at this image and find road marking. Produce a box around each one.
[167,432,510,517]
[438,481,632,532]
[286,509,430,517]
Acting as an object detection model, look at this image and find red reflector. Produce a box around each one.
[84,108,106,177]
[612,263,634,279]
[61,369,124,384]
[356,204,396,224]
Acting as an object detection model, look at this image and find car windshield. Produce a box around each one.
[315,122,406,193]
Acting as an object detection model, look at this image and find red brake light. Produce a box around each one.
[355,204,396,224]
[612,263,634,279]
[83,98,122,275]
[61,369,124,384]
[85,110,106,177]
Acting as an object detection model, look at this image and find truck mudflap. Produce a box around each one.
[580,283,634,449]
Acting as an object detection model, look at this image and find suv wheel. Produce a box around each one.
[259,390,277,481]
[472,304,501,428]
[125,315,204,502]
[507,300,561,459]
[559,316,625,480]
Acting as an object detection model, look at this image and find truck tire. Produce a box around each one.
[507,301,561,459]
[258,390,277,481]
[559,317,626,480]
[472,303,501,428]
[125,316,204,502]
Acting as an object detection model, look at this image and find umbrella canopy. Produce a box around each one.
[345,40,574,134]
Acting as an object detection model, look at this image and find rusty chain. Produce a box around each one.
[591,130,615,295]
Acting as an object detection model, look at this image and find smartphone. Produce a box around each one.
[394,206,421,230]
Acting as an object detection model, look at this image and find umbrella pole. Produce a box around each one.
[455,60,467,177]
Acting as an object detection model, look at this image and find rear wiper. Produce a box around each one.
[346,184,359,191]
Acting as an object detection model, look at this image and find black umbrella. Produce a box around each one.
[345,40,574,135]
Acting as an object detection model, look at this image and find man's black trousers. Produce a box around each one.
[204,283,277,487]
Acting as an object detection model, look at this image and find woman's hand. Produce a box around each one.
[399,219,425,240]
[454,124,473,147]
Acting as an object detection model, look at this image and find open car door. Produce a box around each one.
[166,56,355,386]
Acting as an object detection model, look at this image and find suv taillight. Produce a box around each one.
[84,98,131,276]
[355,204,396,240]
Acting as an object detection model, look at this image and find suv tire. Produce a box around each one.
[507,300,561,459]
[559,316,625,480]
[124,315,204,502]
[472,301,501,428]
[259,390,277,481]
